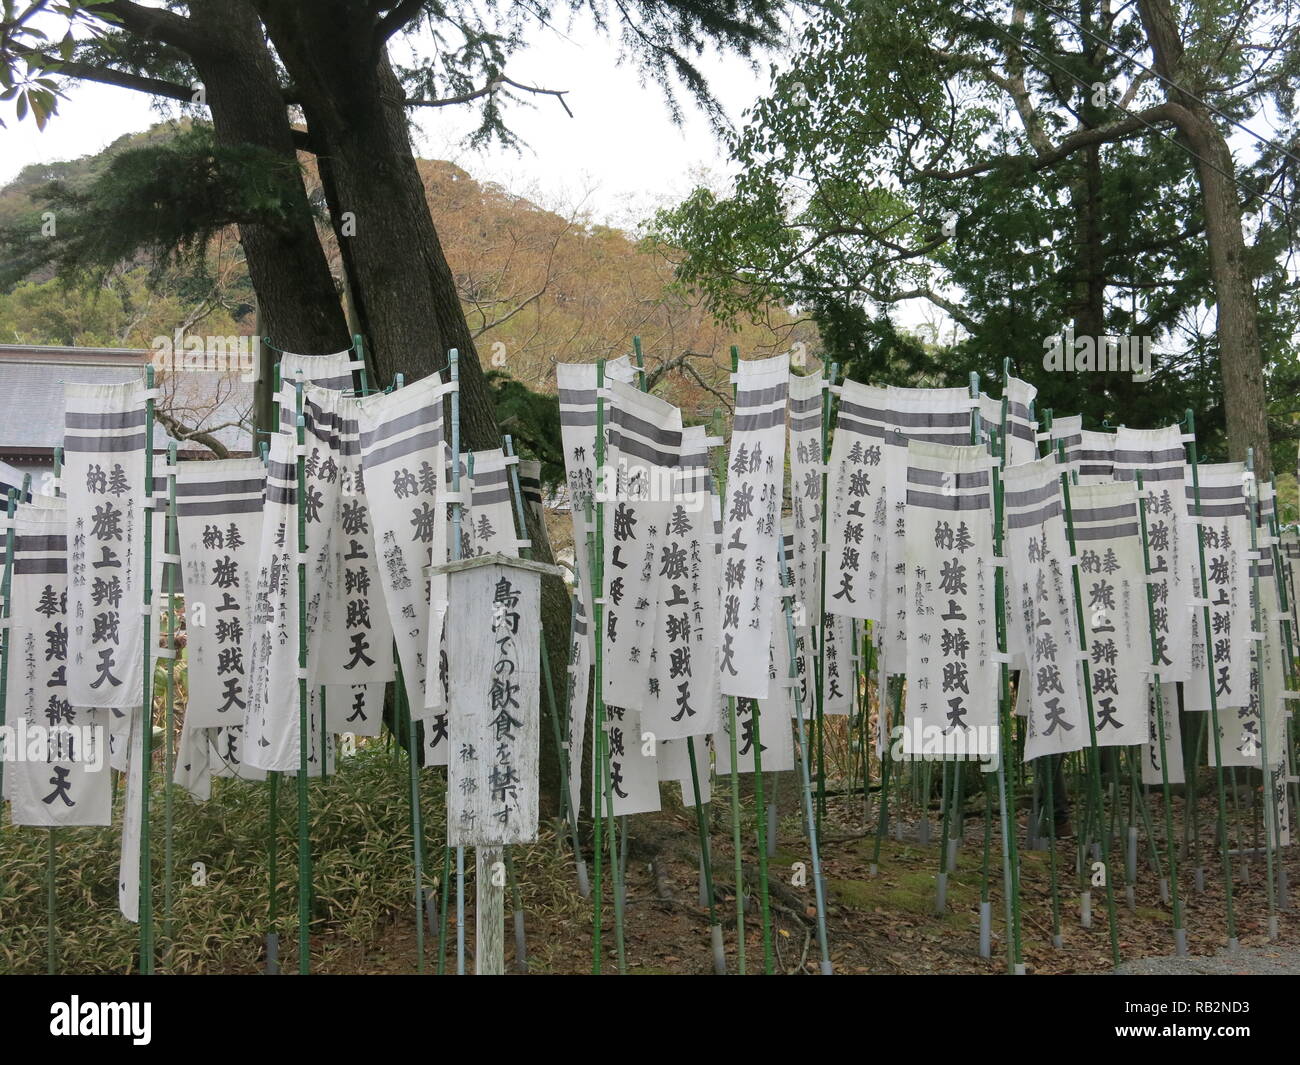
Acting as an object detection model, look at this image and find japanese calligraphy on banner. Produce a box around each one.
[1143,683,1185,786]
[718,354,788,699]
[821,610,854,716]
[1049,416,1115,483]
[1281,530,1300,638]
[643,426,719,741]
[1183,464,1250,715]
[1113,425,1192,683]
[2,501,111,826]
[175,459,264,728]
[884,387,978,674]
[824,380,887,623]
[596,707,660,817]
[780,523,819,717]
[1068,481,1151,748]
[174,714,266,802]
[556,356,637,648]
[601,381,682,709]
[356,374,452,728]
[1003,457,1087,762]
[465,449,523,556]
[64,381,147,708]
[445,558,542,847]
[293,384,395,695]
[244,424,328,773]
[788,371,824,630]
[714,688,795,774]
[565,599,590,818]
[902,440,997,757]
[118,708,144,920]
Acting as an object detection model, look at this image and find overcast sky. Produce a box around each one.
[1,19,776,230]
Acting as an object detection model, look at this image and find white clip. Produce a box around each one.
[990,651,1012,664]
[1187,597,1210,608]
[1065,555,1080,568]
[1249,631,1267,642]
[988,557,1006,568]
[442,491,469,505]
[1268,611,1290,623]
[294,443,309,458]
[0,517,11,532]
[828,384,845,397]
[154,647,177,660]
[296,550,311,567]
[591,597,606,606]
[1179,433,1196,443]
[1282,691,1300,701]
[1034,431,1051,442]
[141,497,158,509]
[512,538,533,550]
[502,455,520,467]
[159,552,181,567]
[702,436,725,448]
[296,666,309,681]
[1074,648,1090,661]
[141,387,161,401]
[139,599,152,615]
[728,372,741,384]
[1143,574,1164,584]
[346,359,367,370]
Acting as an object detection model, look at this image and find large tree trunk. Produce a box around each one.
[253,0,500,450]
[186,0,352,436]
[1137,0,1272,477]
[254,0,571,805]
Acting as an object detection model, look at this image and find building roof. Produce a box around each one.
[0,343,254,458]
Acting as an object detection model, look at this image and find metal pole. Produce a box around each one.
[293,377,311,974]
[139,365,157,974]
[162,442,179,965]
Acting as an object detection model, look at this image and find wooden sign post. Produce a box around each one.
[434,552,560,975]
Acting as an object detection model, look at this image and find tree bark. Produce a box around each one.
[1137,0,1272,476]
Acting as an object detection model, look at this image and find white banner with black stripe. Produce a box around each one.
[2,500,111,826]
[63,381,148,709]
[718,354,788,699]
[556,356,637,651]
[902,440,997,757]
[824,380,887,622]
[1143,682,1184,786]
[788,371,824,631]
[1003,376,1039,467]
[1184,464,1250,717]
[1068,481,1151,748]
[1113,425,1193,683]
[356,374,453,730]
[1003,457,1088,762]
[884,387,979,675]
[175,458,264,728]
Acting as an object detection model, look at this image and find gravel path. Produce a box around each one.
[1115,944,1300,975]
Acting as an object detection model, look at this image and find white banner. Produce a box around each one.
[718,355,788,699]
[642,427,719,740]
[1003,457,1088,762]
[902,440,997,757]
[1068,481,1152,748]
[824,380,887,622]
[884,387,978,673]
[3,501,111,826]
[556,356,637,649]
[1003,376,1039,467]
[446,560,541,846]
[64,381,148,708]
[596,707,660,817]
[1113,426,1193,683]
[1183,464,1250,716]
[1143,682,1184,786]
[788,371,824,629]
[356,374,452,736]
[175,459,264,728]
[565,598,590,819]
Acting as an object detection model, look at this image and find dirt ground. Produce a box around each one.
[323,783,1300,975]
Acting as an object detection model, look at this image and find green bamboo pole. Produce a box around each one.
[1043,754,1063,947]
[751,682,773,972]
[870,678,901,873]
[162,442,179,965]
[1055,437,1120,964]
[139,364,157,974]
[778,534,833,972]
[815,364,838,828]
[589,358,611,973]
[1244,450,1280,939]
[266,769,281,973]
[1184,410,1239,950]
[723,345,745,973]
[990,418,1023,973]
[293,377,311,974]
[449,352,467,976]
[1135,471,1186,953]
[49,454,61,974]
[0,484,17,804]
[687,735,725,972]
[557,591,591,896]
